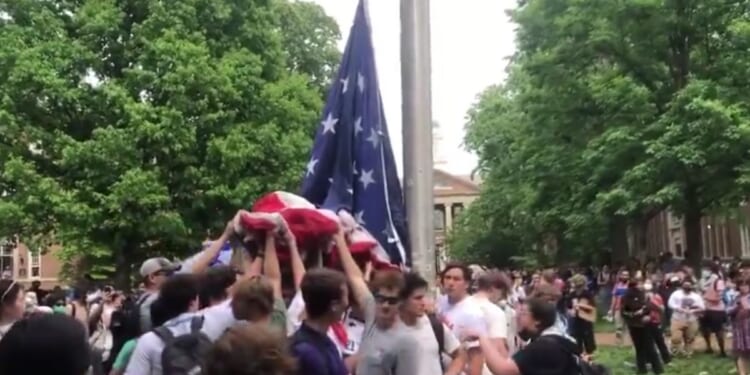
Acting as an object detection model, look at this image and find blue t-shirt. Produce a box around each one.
[291,323,347,375]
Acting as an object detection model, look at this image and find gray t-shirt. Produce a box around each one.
[355,294,420,375]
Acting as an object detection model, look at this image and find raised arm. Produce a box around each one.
[243,252,263,279]
[286,226,305,291]
[186,221,235,275]
[263,232,282,299]
[333,229,370,308]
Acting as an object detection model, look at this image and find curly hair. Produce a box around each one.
[204,323,296,375]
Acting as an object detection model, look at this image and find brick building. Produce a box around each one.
[0,238,64,288]
[634,206,750,260]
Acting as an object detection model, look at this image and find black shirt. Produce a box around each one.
[513,335,578,375]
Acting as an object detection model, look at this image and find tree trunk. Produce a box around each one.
[637,217,650,257]
[113,248,132,290]
[553,231,566,264]
[609,216,629,264]
[684,205,703,271]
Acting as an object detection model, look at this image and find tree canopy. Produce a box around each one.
[0,0,340,282]
[451,0,750,267]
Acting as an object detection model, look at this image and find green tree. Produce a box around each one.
[0,0,338,283]
[275,0,341,93]
[452,0,750,267]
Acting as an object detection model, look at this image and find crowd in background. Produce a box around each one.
[5,224,750,375]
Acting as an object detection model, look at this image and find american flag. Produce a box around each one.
[300,0,410,266]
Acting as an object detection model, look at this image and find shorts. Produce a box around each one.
[700,310,727,333]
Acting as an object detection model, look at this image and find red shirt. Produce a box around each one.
[648,294,664,324]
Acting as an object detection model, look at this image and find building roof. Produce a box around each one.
[433,169,480,197]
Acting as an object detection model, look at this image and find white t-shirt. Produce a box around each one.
[668,289,705,322]
[397,315,461,375]
[472,295,507,340]
[472,295,508,375]
[510,286,526,306]
[498,300,518,355]
[437,295,487,348]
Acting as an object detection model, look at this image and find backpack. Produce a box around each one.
[427,313,445,372]
[153,316,212,375]
[542,336,610,375]
[114,295,146,336]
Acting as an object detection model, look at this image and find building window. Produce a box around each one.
[675,243,683,257]
[670,214,682,229]
[452,204,464,219]
[29,250,41,278]
[434,205,445,231]
[0,239,14,279]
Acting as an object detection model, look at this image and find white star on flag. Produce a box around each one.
[306,158,319,177]
[357,72,366,93]
[355,211,366,225]
[366,128,379,149]
[359,169,375,190]
[321,113,338,134]
[354,116,363,135]
[382,225,397,243]
[341,77,349,93]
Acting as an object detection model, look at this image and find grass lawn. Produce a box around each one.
[595,346,737,374]
[596,319,616,333]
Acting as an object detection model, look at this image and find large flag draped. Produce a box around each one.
[300,0,410,266]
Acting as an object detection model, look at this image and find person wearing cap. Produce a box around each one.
[137,257,181,333]
[136,220,236,333]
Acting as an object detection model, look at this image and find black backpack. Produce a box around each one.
[542,336,610,375]
[153,316,212,375]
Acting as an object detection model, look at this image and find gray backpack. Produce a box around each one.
[153,316,212,375]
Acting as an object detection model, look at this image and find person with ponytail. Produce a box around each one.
[0,279,26,339]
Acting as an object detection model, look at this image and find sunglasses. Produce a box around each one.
[374,294,399,306]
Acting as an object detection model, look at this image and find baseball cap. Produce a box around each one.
[139,257,179,278]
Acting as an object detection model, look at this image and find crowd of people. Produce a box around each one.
[3,216,750,375]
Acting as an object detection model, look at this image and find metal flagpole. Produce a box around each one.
[400,0,435,285]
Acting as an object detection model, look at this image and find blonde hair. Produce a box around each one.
[204,323,296,375]
[231,277,274,321]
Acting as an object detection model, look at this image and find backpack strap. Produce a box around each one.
[427,313,445,372]
[135,293,150,307]
[190,316,204,333]
[153,326,176,345]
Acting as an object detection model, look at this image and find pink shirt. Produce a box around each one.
[554,278,565,292]
[704,274,726,311]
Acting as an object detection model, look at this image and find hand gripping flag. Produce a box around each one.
[299,0,410,267]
